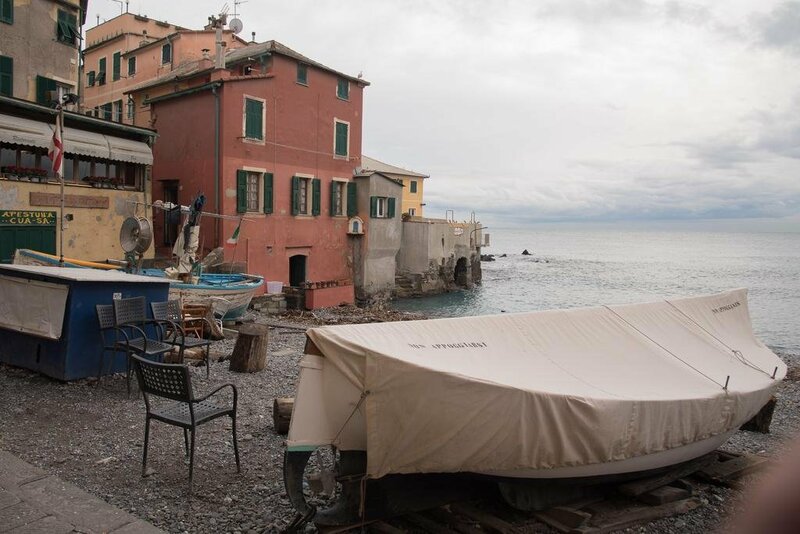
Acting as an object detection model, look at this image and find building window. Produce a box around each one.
[112,52,121,81]
[243,97,264,141]
[336,77,349,100]
[297,63,308,85]
[330,180,346,216]
[98,57,106,85]
[236,170,274,214]
[410,180,418,193]
[126,95,135,120]
[56,10,79,46]
[161,43,172,64]
[408,207,416,216]
[0,0,13,25]
[334,119,349,159]
[86,70,95,87]
[112,100,122,122]
[100,102,113,120]
[370,196,396,219]
[0,55,11,96]
[35,76,58,105]
[291,176,320,216]
[246,173,259,211]
[128,56,136,76]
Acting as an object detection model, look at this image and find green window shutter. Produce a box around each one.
[370,196,378,218]
[297,63,307,84]
[347,182,358,216]
[410,180,417,193]
[337,78,349,99]
[112,52,121,81]
[236,170,248,213]
[0,56,12,97]
[291,176,300,215]
[245,98,263,139]
[98,57,106,85]
[87,70,95,86]
[262,173,273,214]
[329,181,337,216]
[0,0,12,24]
[162,43,171,64]
[311,178,321,216]
[335,121,348,157]
[128,56,136,75]
[36,76,56,105]
[387,197,396,218]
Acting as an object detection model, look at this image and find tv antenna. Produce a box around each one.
[229,0,246,34]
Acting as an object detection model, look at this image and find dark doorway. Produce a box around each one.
[289,255,307,287]
[163,182,180,246]
[454,257,468,287]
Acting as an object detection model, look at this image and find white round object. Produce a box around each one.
[120,216,153,254]
[229,18,243,34]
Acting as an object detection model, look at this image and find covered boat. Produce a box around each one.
[284,289,784,524]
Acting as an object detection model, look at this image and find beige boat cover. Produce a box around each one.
[306,289,785,478]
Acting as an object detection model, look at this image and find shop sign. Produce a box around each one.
[0,210,57,226]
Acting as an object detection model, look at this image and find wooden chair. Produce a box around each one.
[112,296,177,397]
[151,300,213,378]
[131,355,240,492]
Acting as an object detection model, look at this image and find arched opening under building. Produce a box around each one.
[454,257,468,287]
[289,255,307,287]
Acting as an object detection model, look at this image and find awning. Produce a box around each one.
[107,136,153,165]
[0,113,153,165]
[0,114,51,149]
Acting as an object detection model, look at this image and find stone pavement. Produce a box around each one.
[0,450,163,534]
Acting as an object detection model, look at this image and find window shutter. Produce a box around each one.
[263,173,273,214]
[311,178,321,216]
[245,99,263,139]
[0,0,13,24]
[291,176,300,215]
[128,56,136,75]
[0,56,12,97]
[335,121,348,157]
[112,52,121,81]
[387,197,396,218]
[329,181,336,216]
[370,196,378,218]
[162,43,171,63]
[347,182,358,216]
[87,70,95,86]
[410,180,417,193]
[35,75,56,104]
[236,170,248,213]
[98,57,106,85]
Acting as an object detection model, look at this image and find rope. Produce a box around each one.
[332,390,369,446]
[603,306,725,388]
[663,301,773,378]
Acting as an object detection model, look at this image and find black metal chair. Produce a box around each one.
[113,296,177,397]
[151,300,213,378]
[131,355,240,492]
[95,304,130,382]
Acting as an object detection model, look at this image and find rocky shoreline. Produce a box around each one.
[0,305,798,533]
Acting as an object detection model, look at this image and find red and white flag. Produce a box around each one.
[49,112,64,178]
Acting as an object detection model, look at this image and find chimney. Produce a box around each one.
[140,29,148,47]
[250,32,256,44]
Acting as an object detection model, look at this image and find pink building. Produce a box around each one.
[134,41,370,306]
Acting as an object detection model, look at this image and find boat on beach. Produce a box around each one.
[13,249,263,320]
[283,288,785,525]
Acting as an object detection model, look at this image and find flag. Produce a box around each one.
[227,218,243,244]
[49,112,64,177]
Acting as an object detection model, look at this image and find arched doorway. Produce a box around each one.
[289,255,307,287]
[454,257,468,287]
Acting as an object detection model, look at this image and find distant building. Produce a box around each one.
[81,13,246,125]
[132,40,369,306]
[0,95,156,263]
[361,155,428,217]
[0,0,87,104]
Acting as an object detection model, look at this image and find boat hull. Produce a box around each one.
[167,277,263,320]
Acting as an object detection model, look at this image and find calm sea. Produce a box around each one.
[392,227,800,354]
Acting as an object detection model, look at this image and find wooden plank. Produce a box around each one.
[29,192,109,209]
[617,453,716,497]
[534,506,592,532]
[637,485,691,506]
[449,502,517,534]
[588,497,701,533]
[425,508,484,534]
[696,454,768,485]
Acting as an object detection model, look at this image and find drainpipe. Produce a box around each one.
[213,83,220,246]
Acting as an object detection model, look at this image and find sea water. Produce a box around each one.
[392,227,800,354]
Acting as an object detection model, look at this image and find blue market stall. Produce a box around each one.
[0,265,170,381]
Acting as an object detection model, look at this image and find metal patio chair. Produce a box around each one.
[131,355,240,492]
[151,300,213,378]
[112,296,177,397]
[95,304,130,382]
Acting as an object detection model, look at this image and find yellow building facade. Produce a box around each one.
[360,155,428,217]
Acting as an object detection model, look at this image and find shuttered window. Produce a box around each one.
[162,43,172,64]
[297,63,308,85]
[0,0,12,24]
[56,10,78,46]
[128,57,136,76]
[112,52,121,81]
[410,180,418,193]
[291,176,300,215]
[330,181,344,216]
[334,120,348,158]
[346,182,358,216]
[35,76,57,105]
[336,77,349,100]
[311,178,321,216]
[100,102,113,120]
[98,57,106,85]
[244,98,264,140]
[263,173,273,214]
[236,170,248,213]
[87,70,95,87]
[369,196,395,218]
[387,197,396,218]
[0,56,12,97]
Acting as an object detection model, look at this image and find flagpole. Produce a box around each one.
[58,106,64,267]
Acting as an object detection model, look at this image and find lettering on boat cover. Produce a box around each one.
[29,192,109,209]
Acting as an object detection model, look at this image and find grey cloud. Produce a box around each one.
[753,1,800,53]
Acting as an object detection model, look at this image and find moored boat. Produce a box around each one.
[284,288,785,525]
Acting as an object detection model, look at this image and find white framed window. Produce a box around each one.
[331,179,348,216]
[291,174,320,216]
[243,95,265,142]
[246,172,260,212]
[408,207,416,216]
[236,167,274,214]
[369,196,396,219]
[333,118,349,159]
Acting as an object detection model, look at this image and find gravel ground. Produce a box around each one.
[0,307,798,533]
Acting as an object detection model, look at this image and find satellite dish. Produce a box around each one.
[120,216,153,254]
[229,17,243,34]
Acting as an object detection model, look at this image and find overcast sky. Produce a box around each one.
[88,1,800,230]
